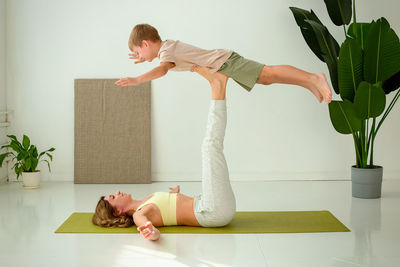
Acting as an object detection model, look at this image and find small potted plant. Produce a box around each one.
[0,134,55,189]
[290,0,400,198]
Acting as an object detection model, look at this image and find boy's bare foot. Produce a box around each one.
[309,85,324,103]
[311,73,332,104]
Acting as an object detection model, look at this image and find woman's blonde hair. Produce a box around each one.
[92,196,134,228]
[128,23,161,51]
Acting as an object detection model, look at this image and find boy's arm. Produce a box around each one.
[133,211,161,241]
[115,61,175,87]
[137,62,176,84]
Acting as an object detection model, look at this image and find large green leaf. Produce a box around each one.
[32,157,38,170]
[347,22,371,50]
[382,71,400,94]
[364,17,400,84]
[6,135,18,142]
[328,100,362,134]
[305,19,340,94]
[10,141,22,153]
[338,38,363,102]
[0,152,11,167]
[25,157,31,171]
[323,0,352,26]
[289,7,325,62]
[353,81,386,119]
[22,135,30,150]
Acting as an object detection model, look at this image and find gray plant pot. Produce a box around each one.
[351,165,383,199]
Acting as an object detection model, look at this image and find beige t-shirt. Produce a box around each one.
[157,39,233,73]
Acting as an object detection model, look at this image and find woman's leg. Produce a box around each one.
[192,68,236,227]
[256,65,332,104]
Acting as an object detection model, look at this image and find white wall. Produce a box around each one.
[4,0,400,182]
[0,0,7,183]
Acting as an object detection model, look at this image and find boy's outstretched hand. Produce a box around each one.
[129,52,146,64]
[114,77,140,87]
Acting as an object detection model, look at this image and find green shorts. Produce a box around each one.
[217,51,265,92]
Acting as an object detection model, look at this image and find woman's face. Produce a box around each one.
[104,190,132,216]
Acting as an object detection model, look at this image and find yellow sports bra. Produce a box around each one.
[136,192,178,226]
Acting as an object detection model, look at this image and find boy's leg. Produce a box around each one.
[256,65,332,104]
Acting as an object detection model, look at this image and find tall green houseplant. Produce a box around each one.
[290,0,400,169]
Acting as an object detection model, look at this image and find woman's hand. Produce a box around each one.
[169,185,180,193]
[114,77,140,87]
[137,221,160,241]
[129,52,146,64]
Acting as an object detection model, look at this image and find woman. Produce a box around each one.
[93,68,236,241]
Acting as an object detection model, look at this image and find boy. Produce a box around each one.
[115,24,332,104]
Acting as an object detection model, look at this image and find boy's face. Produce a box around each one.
[132,40,159,62]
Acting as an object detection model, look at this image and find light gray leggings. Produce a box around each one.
[193,99,236,227]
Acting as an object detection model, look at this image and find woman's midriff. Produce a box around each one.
[176,193,202,226]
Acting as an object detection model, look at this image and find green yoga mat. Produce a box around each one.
[55,211,350,234]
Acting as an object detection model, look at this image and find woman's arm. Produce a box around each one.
[133,212,160,241]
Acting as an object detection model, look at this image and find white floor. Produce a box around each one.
[0,179,399,267]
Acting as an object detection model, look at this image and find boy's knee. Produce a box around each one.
[258,65,275,85]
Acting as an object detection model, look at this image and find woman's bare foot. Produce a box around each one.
[191,65,228,100]
[311,73,332,104]
[191,65,213,82]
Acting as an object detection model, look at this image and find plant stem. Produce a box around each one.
[352,132,362,167]
[360,120,365,167]
[375,89,400,134]
[368,90,400,166]
[367,118,375,164]
[366,118,369,166]
[370,118,376,166]
[353,0,357,38]
[343,24,347,38]
[369,118,376,166]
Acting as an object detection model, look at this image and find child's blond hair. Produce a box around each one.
[128,24,161,51]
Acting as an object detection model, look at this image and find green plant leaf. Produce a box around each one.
[43,160,51,172]
[46,153,53,161]
[31,158,38,170]
[305,19,340,94]
[39,151,46,158]
[353,81,386,119]
[382,71,400,94]
[347,22,371,50]
[364,17,400,84]
[23,135,30,150]
[32,146,38,157]
[1,144,11,150]
[323,0,352,26]
[328,99,362,134]
[289,7,325,62]
[0,152,11,167]
[16,166,21,180]
[338,38,363,102]
[25,157,31,171]
[10,141,22,153]
[6,135,18,142]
